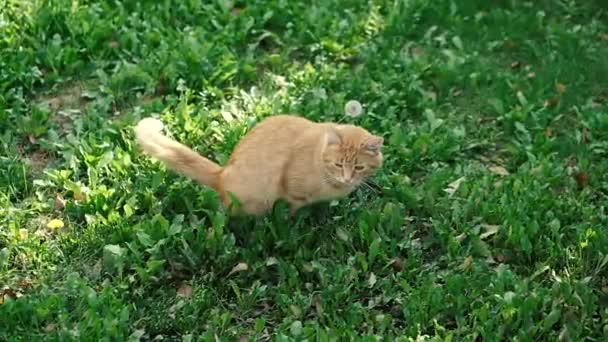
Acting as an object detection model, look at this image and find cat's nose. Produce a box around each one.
[343,171,353,183]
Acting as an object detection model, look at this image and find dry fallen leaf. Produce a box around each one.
[313,294,324,316]
[558,326,570,342]
[155,79,167,96]
[503,40,517,49]
[530,166,543,176]
[265,257,279,266]
[302,263,314,273]
[390,257,404,271]
[480,224,500,240]
[44,323,57,332]
[336,227,350,242]
[564,156,577,168]
[253,303,271,317]
[460,256,474,271]
[227,262,249,277]
[455,233,467,242]
[19,278,33,290]
[368,272,377,288]
[1,288,18,305]
[495,254,507,263]
[544,97,560,108]
[574,172,590,188]
[488,165,509,176]
[177,283,193,298]
[444,177,466,197]
[516,91,528,106]
[55,194,66,210]
[411,46,426,59]
[555,83,566,94]
[581,128,589,144]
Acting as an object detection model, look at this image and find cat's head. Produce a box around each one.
[321,125,383,187]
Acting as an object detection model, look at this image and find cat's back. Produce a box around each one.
[252,114,316,135]
[230,115,317,159]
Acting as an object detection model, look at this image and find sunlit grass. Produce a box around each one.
[1,0,608,339]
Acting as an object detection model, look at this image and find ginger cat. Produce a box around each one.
[135,115,383,216]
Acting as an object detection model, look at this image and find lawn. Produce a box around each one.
[2,0,608,340]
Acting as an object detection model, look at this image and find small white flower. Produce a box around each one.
[272,75,291,88]
[249,86,259,97]
[344,100,363,117]
[176,78,187,92]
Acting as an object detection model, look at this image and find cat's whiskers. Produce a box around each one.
[360,180,378,193]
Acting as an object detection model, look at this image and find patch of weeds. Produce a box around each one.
[2,0,608,340]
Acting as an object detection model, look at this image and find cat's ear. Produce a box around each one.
[326,129,342,146]
[364,135,383,154]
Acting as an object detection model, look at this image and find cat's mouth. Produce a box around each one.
[326,175,358,189]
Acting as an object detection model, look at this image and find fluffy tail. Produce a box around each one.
[134,118,222,189]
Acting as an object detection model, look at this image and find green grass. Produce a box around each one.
[2,0,608,340]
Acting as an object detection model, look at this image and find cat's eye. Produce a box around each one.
[354,165,365,171]
[334,162,343,168]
